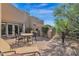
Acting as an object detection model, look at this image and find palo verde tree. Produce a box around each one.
[54,3,79,37]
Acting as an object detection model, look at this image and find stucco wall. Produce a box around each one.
[30,16,43,29]
[0,3,1,38]
[30,16,44,36]
[1,3,30,27]
[1,3,44,33]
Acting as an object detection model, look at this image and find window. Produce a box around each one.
[1,24,6,35]
[19,24,23,33]
[8,25,13,34]
[15,25,19,35]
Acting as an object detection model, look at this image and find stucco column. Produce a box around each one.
[6,24,8,37]
[0,18,1,38]
[39,28,43,36]
[0,19,1,38]
[23,24,25,33]
[12,25,15,37]
[0,4,1,38]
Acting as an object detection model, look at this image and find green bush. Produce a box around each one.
[42,26,49,34]
[42,25,52,36]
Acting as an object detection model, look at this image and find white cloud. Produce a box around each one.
[30,9,53,14]
[38,3,48,7]
[39,9,53,14]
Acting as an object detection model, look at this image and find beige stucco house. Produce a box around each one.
[0,3,44,38]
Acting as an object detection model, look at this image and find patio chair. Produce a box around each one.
[0,38,40,56]
[15,35,24,46]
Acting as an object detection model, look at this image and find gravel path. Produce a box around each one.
[39,35,79,56]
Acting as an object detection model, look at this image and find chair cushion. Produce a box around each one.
[0,38,11,52]
[13,45,39,54]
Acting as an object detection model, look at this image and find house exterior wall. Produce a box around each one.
[1,3,30,28]
[0,3,44,37]
[30,16,43,29]
[1,3,30,37]
[30,16,44,36]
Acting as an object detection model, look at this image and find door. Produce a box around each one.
[1,23,6,36]
[8,24,13,36]
[15,25,19,35]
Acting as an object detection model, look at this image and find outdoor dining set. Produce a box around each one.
[14,33,34,47]
[0,33,41,56]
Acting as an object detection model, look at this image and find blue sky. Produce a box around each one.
[12,3,60,26]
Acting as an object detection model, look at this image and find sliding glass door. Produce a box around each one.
[8,24,13,35]
[15,25,19,35]
[1,23,23,37]
[19,24,23,34]
[1,23,6,36]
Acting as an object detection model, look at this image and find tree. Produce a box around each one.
[55,18,69,34]
[42,25,52,37]
[54,3,79,37]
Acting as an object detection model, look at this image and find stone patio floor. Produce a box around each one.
[5,36,79,56]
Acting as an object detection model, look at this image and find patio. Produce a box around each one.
[1,33,79,56]
[5,36,50,49]
[0,35,50,56]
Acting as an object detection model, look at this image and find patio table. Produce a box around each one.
[21,33,33,44]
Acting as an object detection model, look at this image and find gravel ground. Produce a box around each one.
[40,35,79,56]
